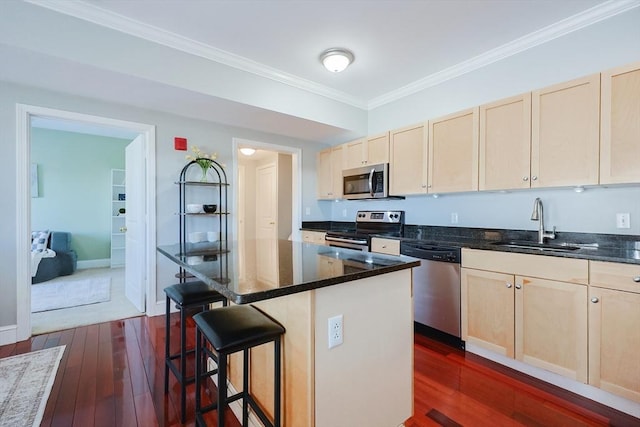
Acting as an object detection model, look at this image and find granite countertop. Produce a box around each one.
[157,239,420,304]
[301,222,640,265]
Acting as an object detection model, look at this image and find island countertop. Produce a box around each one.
[157,239,420,304]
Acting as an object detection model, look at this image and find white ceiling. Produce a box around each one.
[3,0,637,142]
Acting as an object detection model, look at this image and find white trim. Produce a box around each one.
[77,259,111,269]
[368,0,640,108]
[24,0,365,109]
[231,138,303,243]
[25,0,640,111]
[0,325,18,346]
[466,343,640,419]
[15,104,157,341]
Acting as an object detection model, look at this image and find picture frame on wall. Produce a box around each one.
[31,163,39,198]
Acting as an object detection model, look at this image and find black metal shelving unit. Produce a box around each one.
[176,158,229,284]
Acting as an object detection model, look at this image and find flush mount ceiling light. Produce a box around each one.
[240,147,256,156]
[320,48,354,73]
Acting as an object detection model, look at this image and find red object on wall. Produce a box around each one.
[174,137,187,151]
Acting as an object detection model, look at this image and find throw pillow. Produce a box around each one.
[31,230,50,252]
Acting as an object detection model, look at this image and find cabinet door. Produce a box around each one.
[428,108,479,193]
[330,145,345,198]
[588,286,640,402]
[366,132,390,165]
[600,61,640,184]
[389,123,428,195]
[515,276,587,383]
[344,138,366,169]
[461,268,515,357]
[531,74,600,188]
[479,93,532,191]
[317,148,332,199]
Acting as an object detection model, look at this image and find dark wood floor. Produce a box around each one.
[1,316,637,426]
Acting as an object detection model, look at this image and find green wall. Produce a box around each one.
[31,128,131,261]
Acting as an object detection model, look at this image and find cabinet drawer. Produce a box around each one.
[590,261,640,294]
[301,231,326,245]
[371,238,400,256]
[462,248,588,284]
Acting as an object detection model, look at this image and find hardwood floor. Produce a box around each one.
[1,316,637,426]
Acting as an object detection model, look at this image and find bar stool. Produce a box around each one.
[164,281,227,423]
[193,304,285,427]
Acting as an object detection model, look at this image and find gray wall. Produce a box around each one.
[0,81,326,328]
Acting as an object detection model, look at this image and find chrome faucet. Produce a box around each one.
[531,198,556,244]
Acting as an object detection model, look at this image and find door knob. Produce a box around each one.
[120,226,127,233]
[269,222,275,225]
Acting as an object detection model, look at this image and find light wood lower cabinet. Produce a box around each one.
[370,237,400,255]
[588,261,640,402]
[300,230,326,245]
[461,249,589,383]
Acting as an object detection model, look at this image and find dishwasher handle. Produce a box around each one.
[400,245,461,263]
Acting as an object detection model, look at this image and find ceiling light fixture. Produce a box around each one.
[320,48,354,73]
[240,147,256,156]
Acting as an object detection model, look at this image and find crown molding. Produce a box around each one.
[24,0,368,109]
[368,0,640,109]
[25,0,640,112]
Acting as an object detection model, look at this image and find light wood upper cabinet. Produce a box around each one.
[389,123,428,195]
[344,133,390,169]
[344,138,366,169]
[316,146,344,199]
[531,74,600,188]
[588,261,640,402]
[428,108,479,193]
[479,93,532,191]
[600,61,640,184]
[515,276,588,383]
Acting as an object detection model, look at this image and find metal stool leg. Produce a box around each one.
[180,305,187,423]
[242,349,249,426]
[164,296,170,394]
[217,353,227,427]
[274,337,281,427]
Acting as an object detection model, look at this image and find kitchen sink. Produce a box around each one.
[491,240,581,252]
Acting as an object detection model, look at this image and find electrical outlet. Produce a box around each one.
[342,208,347,217]
[616,213,630,229]
[328,314,343,349]
[451,212,458,224]
[305,207,311,216]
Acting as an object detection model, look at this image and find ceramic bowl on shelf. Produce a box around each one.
[207,231,219,242]
[188,231,206,243]
[202,204,217,213]
[186,204,202,213]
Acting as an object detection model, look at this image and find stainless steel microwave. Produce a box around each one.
[342,163,389,200]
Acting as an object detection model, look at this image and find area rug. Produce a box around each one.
[32,277,111,312]
[0,346,65,427]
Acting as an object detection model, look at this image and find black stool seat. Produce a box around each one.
[194,305,285,353]
[165,281,227,306]
[164,281,227,423]
[194,304,285,427]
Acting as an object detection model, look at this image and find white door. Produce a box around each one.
[125,135,146,312]
[255,163,278,284]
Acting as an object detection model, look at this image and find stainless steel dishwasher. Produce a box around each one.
[400,241,462,340]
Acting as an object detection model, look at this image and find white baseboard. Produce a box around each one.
[465,343,640,419]
[0,324,17,346]
[77,258,110,269]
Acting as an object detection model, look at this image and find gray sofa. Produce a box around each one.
[32,231,78,284]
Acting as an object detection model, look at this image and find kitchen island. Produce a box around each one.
[158,239,419,427]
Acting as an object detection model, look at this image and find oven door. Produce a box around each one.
[324,236,369,252]
[342,163,388,200]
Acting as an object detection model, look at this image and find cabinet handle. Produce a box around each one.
[522,176,529,181]
[269,222,275,225]
[532,176,538,181]
[427,184,432,188]
[591,297,599,303]
[634,276,640,283]
[382,245,387,248]
[506,283,513,288]
[515,283,522,289]
[421,184,427,188]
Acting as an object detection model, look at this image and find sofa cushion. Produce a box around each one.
[31,230,50,252]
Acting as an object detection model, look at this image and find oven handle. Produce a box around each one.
[369,168,375,197]
[325,236,368,245]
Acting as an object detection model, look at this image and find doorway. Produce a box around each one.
[15,104,157,341]
[232,138,301,283]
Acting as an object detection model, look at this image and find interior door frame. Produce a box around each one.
[231,138,302,243]
[15,104,157,341]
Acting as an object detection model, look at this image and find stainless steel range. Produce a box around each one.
[324,210,404,251]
